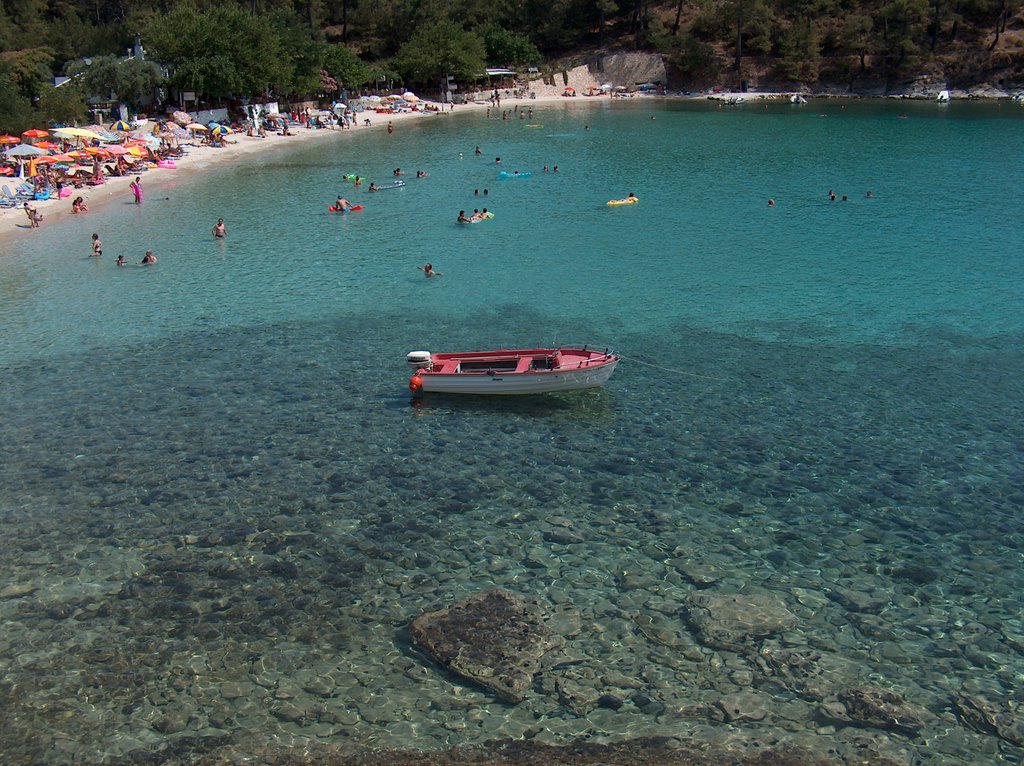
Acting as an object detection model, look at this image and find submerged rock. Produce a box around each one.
[950,691,1024,747]
[682,590,797,652]
[820,685,927,735]
[409,588,566,703]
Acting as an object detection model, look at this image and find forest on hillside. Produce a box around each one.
[1,0,1022,131]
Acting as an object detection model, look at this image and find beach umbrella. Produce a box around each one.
[22,128,49,139]
[34,141,59,150]
[104,146,129,155]
[0,135,19,145]
[402,91,419,101]
[110,120,132,131]
[210,125,232,136]
[126,145,146,157]
[185,123,208,131]
[53,128,107,142]
[5,144,46,157]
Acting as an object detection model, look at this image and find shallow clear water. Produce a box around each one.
[1,99,1023,764]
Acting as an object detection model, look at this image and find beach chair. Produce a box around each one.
[3,184,32,201]
[0,188,17,208]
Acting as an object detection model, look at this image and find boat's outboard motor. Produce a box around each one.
[407,351,432,371]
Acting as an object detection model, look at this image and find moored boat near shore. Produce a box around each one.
[407,347,619,395]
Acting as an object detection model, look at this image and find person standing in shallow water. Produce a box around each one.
[212,218,227,238]
[130,176,143,205]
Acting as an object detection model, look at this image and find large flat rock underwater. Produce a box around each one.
[409,588,568,703]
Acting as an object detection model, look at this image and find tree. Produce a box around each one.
[778,21,821,81]
[392,20,486,88]
[323,43,370,90]
[145,4,293,101]
[0,48,55,102]
[0,65,35,134]
[63,55,165,110]
[36,84,88,125]
[476,24,541,67]
[840,14,874,74]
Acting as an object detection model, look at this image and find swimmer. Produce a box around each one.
[116,255,127,266]
[212,218,227,237]
[140,250,157,265]
[91,232,102,256]
[353,176,363,187]
[393,168,404,176]
[369,182,379,192]
[543,165,549,172]
[418,263,442,277]
[828,190,836,201]
[334,196,351,211]
[474,146,482,155]
[768,198,775,207]
[866,190,873,198]
[495,157,501,164]
[474,189,479,196]
[552,165,558,172]
[457,210,471,224]
[416,170,426,178]
[483,189,489,196]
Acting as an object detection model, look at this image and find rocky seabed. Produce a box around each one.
[0,313,1022,765]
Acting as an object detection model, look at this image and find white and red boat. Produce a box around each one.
[407,347,619,395]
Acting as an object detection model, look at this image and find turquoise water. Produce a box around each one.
[1,99,1023,764]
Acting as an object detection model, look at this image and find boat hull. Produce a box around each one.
[420,359,618,394]
[410,348,619,395]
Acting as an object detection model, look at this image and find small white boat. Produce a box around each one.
[790,94,808,104]
[407,347,619,395]
[937,90,951,102]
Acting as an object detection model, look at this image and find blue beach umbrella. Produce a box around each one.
[110,120,132,131]
[210,125,232,136]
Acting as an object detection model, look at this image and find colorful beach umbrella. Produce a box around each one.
[34,141,60,150]
[210,125,232,136]
[110,120,132,131]
[0,135,19,145]
[22,128,49,138]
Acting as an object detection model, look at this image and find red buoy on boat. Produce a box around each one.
[409,375,423,392]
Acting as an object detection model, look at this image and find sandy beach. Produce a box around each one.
[0,101,493,244]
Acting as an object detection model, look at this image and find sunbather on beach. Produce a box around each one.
[72,196,88,213]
